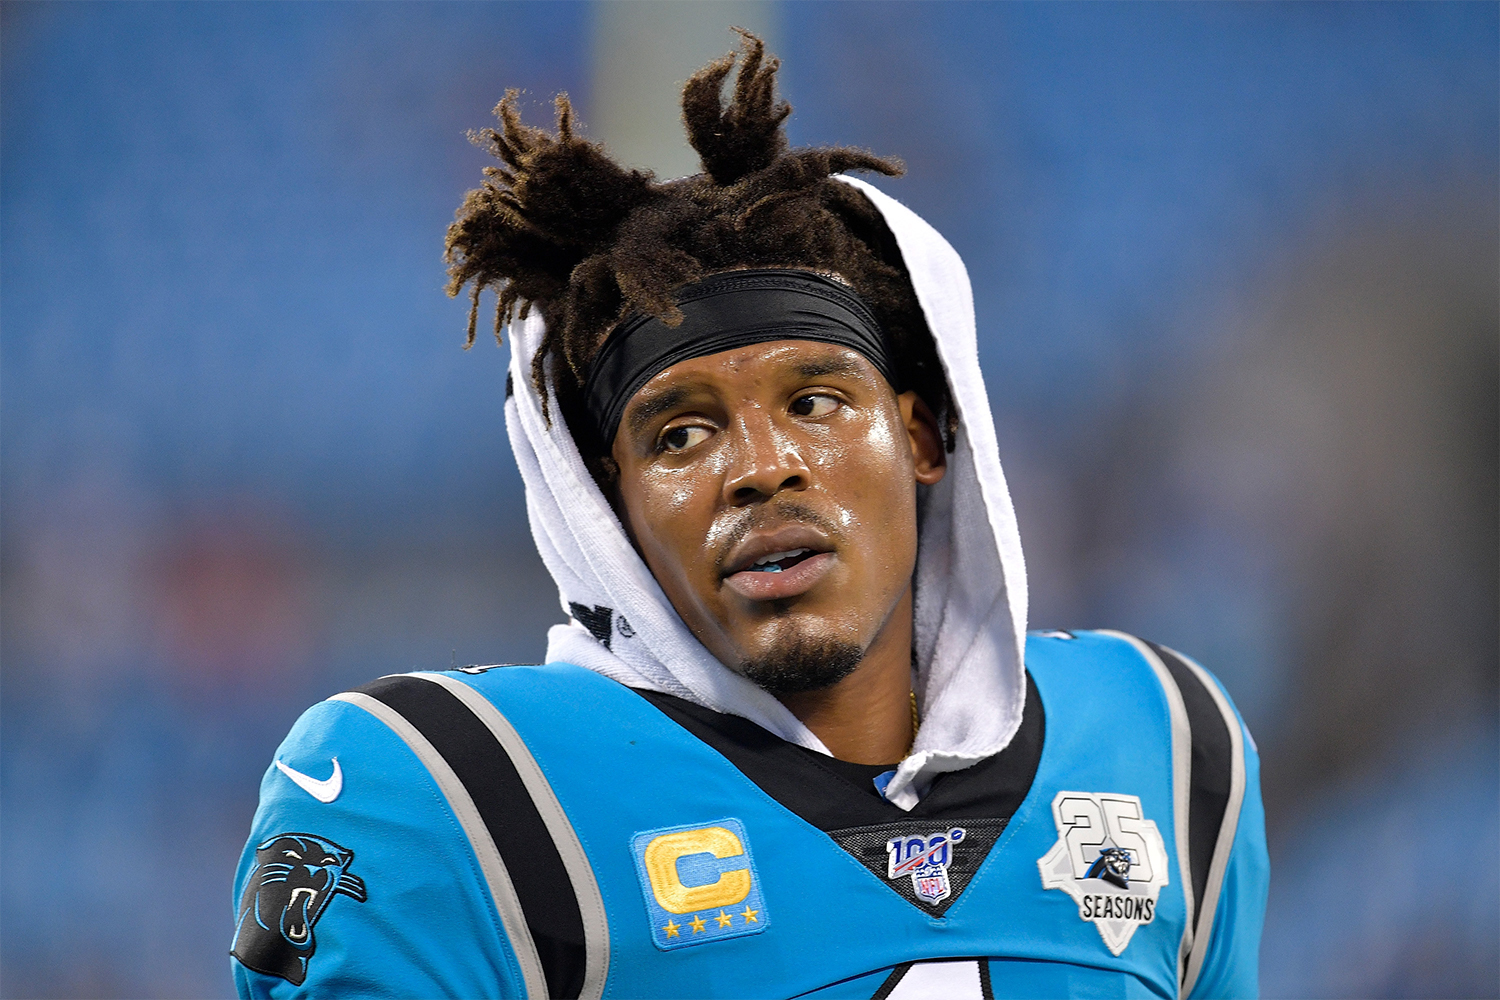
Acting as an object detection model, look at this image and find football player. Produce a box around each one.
[233,33,1267,999]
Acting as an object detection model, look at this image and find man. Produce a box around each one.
[232,35,1267,999]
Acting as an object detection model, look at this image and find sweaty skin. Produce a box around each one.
[611,339,946,764]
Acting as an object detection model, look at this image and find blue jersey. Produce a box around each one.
[232,630,1267,998]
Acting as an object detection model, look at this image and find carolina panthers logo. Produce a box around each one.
[1086,846,1134,889]
[231,833,367,985]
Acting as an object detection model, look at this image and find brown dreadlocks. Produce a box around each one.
[444,30,952,454]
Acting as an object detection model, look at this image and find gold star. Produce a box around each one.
[689,914,706,933]
[715,910,733,928]
[741,905,759,923]
[662,920,680,938]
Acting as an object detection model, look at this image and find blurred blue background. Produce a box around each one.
[2,2,1495,996]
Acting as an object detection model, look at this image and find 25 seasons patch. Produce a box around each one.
[1038,791,1169,955]
[631,819,769,950]
[232,833,367,985]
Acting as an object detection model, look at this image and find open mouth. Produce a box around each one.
[720,522,837,601]
[724,549,835,601]
[284,887,318,943]
[745,548,818,573]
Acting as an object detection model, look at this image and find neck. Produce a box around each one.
[776,588,915,765]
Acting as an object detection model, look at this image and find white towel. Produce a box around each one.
[503,176,1028,809]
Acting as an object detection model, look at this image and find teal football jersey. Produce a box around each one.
[232,630,1267,999]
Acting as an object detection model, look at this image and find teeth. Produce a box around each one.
[752,548,810,568]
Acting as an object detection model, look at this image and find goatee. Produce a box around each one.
[738,636,864,696]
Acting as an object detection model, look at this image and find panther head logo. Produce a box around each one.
[231,833,367,985]
[1085,846,1134,890]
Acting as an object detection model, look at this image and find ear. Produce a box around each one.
[591,453,627,516]
[898,391,947,486]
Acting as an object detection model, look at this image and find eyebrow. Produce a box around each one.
[626,385,693,437]
[792,354,868,380]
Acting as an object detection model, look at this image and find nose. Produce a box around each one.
[721,409,811,505]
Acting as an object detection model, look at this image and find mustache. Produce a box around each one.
[712,501,841,571]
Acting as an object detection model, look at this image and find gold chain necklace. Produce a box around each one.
[905,690,919,757]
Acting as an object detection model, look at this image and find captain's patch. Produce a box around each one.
[1038,791,1169,955]
[631,818,769,950]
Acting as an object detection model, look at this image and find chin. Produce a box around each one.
[734,626,866,697]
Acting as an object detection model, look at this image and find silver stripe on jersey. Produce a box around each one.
[329,691,550,999]
[418,672,611,1000]
[1165,647,1248,997]
[1102,630,1198,989]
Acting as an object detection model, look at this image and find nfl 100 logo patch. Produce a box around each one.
[886,827,967,905]
[631,818,769,951]
[1037,790,1170,955]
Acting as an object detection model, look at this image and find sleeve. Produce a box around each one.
[1185,695,1270,1000]
[230,697,527,999]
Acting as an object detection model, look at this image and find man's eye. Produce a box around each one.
[790,394,839,418]
[660,425,711,452]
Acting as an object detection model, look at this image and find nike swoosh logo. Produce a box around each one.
[275,757,342,803]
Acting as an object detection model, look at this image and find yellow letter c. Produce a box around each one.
[642,827,752,914]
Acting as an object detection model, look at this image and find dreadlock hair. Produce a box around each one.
[444,30,955,461]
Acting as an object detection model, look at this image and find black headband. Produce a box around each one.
[583,269,897,445]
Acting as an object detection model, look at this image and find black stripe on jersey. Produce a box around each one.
[1143,641,1231,928]
[871,962,913,1000]
[355,675,586,1000]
